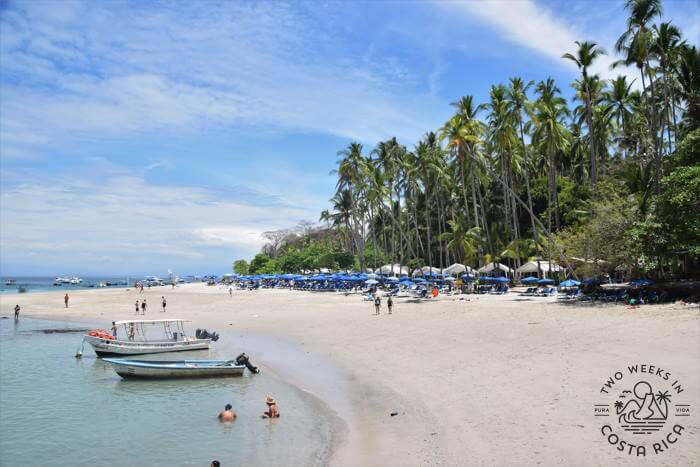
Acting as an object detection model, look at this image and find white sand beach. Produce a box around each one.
[3,284,699,466]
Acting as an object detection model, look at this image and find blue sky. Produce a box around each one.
[1,0,698,276]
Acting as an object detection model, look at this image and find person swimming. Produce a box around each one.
[262,396,280,418]
[218,403,236,422]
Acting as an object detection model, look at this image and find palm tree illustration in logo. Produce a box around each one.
[616,381,670,433]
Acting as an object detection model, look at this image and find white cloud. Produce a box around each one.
[0,1,444,161]
[437,0,634,81]
[0,163,319,274]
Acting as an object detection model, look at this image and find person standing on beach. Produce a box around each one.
[141,299,147,315]
[374,294,381,315]
[14,304,20,320]
[161,296,166,312]
[387,296,393,315]
[229,286,233,298]
[111,321,118,339]
[135,300,140,315]
[64,293,69,308]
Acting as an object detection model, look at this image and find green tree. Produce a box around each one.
[233,259,249,275]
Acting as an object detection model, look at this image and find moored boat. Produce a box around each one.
[103,359,245,378]
[81,319,213,356]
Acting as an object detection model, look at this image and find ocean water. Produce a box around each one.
[0,318,336,467]
[0,277,133,294]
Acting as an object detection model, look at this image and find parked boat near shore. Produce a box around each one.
[103,359,246,378]
[80,319,212,357]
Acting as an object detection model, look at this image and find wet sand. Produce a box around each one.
[3,284,699,466]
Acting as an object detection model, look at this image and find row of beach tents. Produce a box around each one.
[371,261,564,278]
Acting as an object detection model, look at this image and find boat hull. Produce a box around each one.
[85,335,210,356]
[103,359,245,378]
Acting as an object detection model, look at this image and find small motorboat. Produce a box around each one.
[81,319,212,356]
[103,358,246,379]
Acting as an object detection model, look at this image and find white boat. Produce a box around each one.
[103,358,245,378]
[81,319,211,357]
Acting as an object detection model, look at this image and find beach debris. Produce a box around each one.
[390,412,399,417]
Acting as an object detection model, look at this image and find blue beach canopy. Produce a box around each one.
[537,278,555,285]
[630,279,655,287]
[493,276,510,283]
[559,279,580,287]
[520,276,539,283]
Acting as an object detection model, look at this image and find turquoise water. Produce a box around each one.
[0,318,335,466]
[0,277,132,294]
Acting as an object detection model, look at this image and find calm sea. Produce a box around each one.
[0,277,133,294]
[0,318,336,467]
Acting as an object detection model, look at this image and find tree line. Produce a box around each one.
[240,0,699,279]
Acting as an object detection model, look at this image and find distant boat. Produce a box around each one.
[81,319,212,356]
[4,279,16,286]
[103,358,245,379]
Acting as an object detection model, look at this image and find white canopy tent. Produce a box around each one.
[477,263,513,274]
[443,263,477,275]
[412,266,441,276]
[377,264,409,275]
[515,261,564,278]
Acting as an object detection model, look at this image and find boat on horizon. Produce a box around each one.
[81,319,213,357]
[103,358,245,379]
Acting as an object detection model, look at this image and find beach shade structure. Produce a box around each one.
[443,263,466,275]
[444,276,456,282]
[379,264,409,275]
[365,279,379,285]
[366,273,378,279]
[520,276,539,284]
[493,276,510,283]
[413,266,441,276]
[386,276,399,282]
[399,279,414,285]
[460,274,476,282]
[630,279,655,287]
[413,277,427,283]
[515,260,563,277]
[477,262,513,275]
[559,279,581,287]
[537,278,555,285]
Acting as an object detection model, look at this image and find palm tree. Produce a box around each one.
[563,41,606,191]
[615,0,664,188]
[440,220,482,265]
[533,79,570,232]
[652,22,683,151]
[605,75,636,158]
[507,77,538,243]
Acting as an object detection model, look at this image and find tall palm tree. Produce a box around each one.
[616,0,663,188]
[652,22,683,151]
[563,40,606,191]
[605,75,636,158]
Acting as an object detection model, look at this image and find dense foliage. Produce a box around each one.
[239,0,698,279]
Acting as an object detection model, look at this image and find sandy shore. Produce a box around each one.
[3,284,699,466]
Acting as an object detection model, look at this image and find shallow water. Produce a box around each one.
[0,318,335,467]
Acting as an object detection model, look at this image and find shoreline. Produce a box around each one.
[2,283,699,466]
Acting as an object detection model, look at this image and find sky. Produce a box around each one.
[1,0,698,276]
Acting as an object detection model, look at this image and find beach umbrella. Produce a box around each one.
[493,277,510,283]
[413,277,427,283]
[365,279,379,285]
[386,276,399,282]
[460,274,475,282]
[366,273,378,279]
[444,276,455,282]
[537,278,555,285]
[559,279,581,287]
[520,276,539,284]
[399,279,414,285]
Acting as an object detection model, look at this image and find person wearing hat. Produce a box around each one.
[218,403,236,422]
[262,396,280,418]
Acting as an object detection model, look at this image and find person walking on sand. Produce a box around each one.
[64,293,69,308]
[262,396,280,418]
[374,294,381,315]
[141,299,147,315]
[229,286,233,298]
[161,296,167,313]
[135,300,140,315]
[14,304,20,321]
[387,296,393,315]
[218,404,236,422]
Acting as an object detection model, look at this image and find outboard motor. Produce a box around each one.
[195,328,220,341]
[235,352,260,373]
